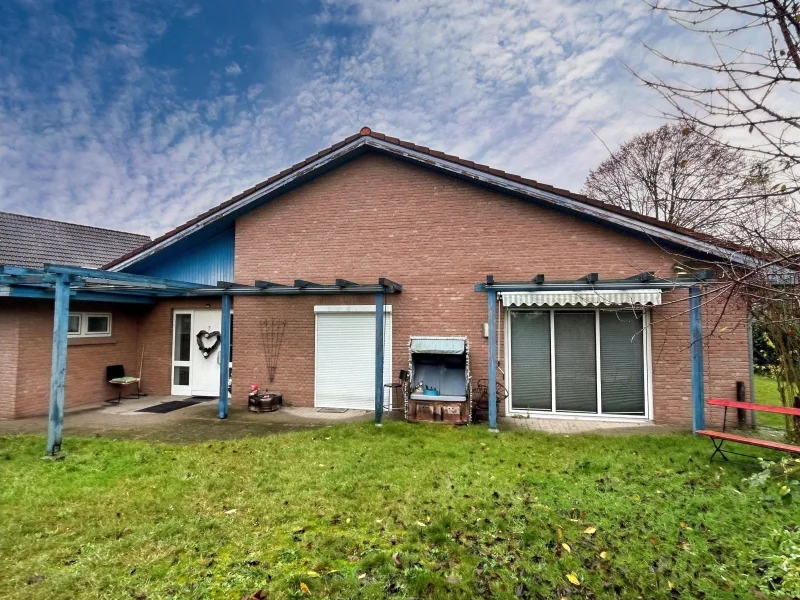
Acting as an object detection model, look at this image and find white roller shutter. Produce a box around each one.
[314,307,392,410]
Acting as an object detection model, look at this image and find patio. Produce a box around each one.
[0,394,673,445]
[0,397,373,444]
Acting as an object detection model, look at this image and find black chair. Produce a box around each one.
[383,370,409,411]
[106,365,140,404]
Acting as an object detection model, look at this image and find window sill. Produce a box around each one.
[68,337,116,347]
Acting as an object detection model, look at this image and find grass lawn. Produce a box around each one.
[754,374,791,430]
[0,423,795,599]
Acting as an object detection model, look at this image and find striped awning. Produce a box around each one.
[501,289,662,307]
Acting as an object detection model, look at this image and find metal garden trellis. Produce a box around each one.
[260,318,286,382]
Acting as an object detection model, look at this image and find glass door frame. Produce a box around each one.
[171,310,193,396]
[504,306,654,421]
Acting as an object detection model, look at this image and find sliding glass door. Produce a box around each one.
[508,308,649,418]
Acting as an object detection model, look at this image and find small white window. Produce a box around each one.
[68,312,112,338]
[68,314,81,334]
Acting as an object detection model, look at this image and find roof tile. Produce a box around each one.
[0,212,150,269]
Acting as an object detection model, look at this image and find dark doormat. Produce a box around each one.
[317,407,348,413]
[137,400,201,414]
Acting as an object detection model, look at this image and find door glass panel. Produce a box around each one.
[554,312,597,413]
[173,366,190,386]
[600,311,645,415]
[510,311,551,410]
[174,314,192,361]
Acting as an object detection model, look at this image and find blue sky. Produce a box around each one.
[0,0,694,236]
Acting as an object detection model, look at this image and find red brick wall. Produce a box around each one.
[228,153,751,426]
[3,299,145,419]
[651,289,750,428]
[0,302,20,419]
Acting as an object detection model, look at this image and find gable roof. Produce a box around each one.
[0,211,150,269]
[105,127,756,271]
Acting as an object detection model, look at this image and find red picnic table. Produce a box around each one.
[697,398,800,461]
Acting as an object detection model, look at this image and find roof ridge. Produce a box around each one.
[103,127,744,269]
[0,211,150,240]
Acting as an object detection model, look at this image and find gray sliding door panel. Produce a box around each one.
[600,311,645,415]
[510,311,551,410]
[554,312,597,412]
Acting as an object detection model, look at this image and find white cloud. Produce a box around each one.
[0,0,767,237]
[224,62,242,76]
[183,4,201,18]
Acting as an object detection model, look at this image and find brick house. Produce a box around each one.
[1,129,756,429]
[0,212,150,419]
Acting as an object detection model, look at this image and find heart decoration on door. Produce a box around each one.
[196,330,221,358]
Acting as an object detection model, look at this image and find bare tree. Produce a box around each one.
[583,122,761,234]
[633,0,799,202]
[631,0,800,438]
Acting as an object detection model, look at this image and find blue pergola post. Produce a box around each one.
[375,291,385,426]
[689,286,705,432]
[487,289,498,432]
[218,294,232,419]
[46,275,71,455]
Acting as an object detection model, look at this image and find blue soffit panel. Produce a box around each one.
[125,225,235,286]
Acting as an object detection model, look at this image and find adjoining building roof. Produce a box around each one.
[104,127,756,271]
[0,211,150,269]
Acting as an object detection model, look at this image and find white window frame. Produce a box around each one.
[505,306,653,422]
[67,312,112,338]
[171,311,193,396]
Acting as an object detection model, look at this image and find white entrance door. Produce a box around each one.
[171,309,223,397]
[191,309,222,396]
[314,306,392,410]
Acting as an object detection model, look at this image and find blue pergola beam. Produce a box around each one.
[689,286,705,432]
[46,275,71,455]
[374,291,385,426]
[1,285,158,304]
[218,294,232,419]
[0,275,184,297]
[487,289,498,432]
[473,272,718,292]
[42,264,212,291]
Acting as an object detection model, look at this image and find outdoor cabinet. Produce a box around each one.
[405,336,471,424]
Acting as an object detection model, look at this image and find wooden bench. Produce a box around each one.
[697,398,800,461]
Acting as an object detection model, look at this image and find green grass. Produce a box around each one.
[754,374,790,429]
[0,424,795,599]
